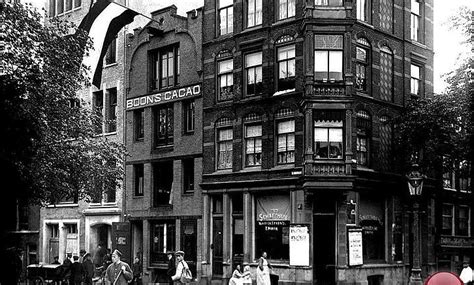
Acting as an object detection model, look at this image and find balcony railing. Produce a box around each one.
[305,160,350,176]
[309,83,346,96]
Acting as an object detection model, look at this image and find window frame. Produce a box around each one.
[216,119,233,171]
[313,112,344,160]
[182,158,195,193]
[356,110,371,167]
[244,51,263,96]
[134,164,144,197]
[410,63,423,96]
[355,38,370,93]
[218,0,234,36]
[106,87,117,133]
[380,46,394,102]
[410,0,421,42]
[314,35,344,82]
[92,90,104,135]
[183,100,195,134]
[276,44,296,92]
[314,0,343,7]
[154,104,174,147]
[217,57,234,101]
[151,45,180,91]
[442,203,455,236]
[150,221,176,265]
[153,161,173,207]
[246,0,263,28]
[134,108,145,141]
[277,0,296,21]
[105,37,117,66]
[456,205,471,237]
[244,122,263,167]
[356,0,371,23]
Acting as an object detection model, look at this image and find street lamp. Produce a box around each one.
[407,162,426,285]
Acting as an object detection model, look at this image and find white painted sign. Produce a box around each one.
[289,224,310,266]
[126,84,201,110]
[348,228,363,266]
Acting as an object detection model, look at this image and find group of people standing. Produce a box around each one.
[229,251,275,285]
[53,250,95,284]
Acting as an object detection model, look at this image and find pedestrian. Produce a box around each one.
[78,249,87,263]
[70,256,84,285]
[52,256,61,265]
[82,253,94,285]
[241,265,252,284]
[132,256,143,285]
[229,264,243,285]
[105,249,133,285]
[62,253,73,282]
[460,261,473,285]
[256,251,271,285]
[166,251,176,284]
[171,251,191,284]
[93,243,107,267]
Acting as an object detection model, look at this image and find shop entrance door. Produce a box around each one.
[313,213,336,285]
[212,218,223,277]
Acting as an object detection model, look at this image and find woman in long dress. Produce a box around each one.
[256,252,271,285]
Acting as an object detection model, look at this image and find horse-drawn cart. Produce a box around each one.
[26,264,65,284]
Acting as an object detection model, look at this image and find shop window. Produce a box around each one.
[218,0,233,36]
[359,193,385,262]
[277,0,295,20]
[150,221,175,265]
[154,104,174,147]
[134,109,144,141]
[442,203,454,236]
[181,219,197,277]
[134,164,144,197]
[245,52,263,96]
[255,195,290,260]
[314,110,343,159]
[232,194,244,265]
[314,35,343,82]
[153,161,173,206]
[182,158,194,193]
[392,212,403,262]
[277,45,296,92]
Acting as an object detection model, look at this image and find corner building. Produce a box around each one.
[201,0,434,284]
[124,6,203,284]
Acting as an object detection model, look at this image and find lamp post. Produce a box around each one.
[407,162,426,285]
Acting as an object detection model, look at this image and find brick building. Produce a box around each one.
[124,5,203,283]
[200,0,436,284]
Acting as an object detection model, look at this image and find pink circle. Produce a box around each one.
[424,272,463,285]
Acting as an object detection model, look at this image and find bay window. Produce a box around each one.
[314,35,343,82]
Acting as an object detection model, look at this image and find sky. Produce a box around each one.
[23,0,474,94]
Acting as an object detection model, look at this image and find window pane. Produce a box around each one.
[329,128,342,142]
[246,125,262,137]
[219,59,233,73]
[220,0,233,7]
[315,128,328,142]
[314,35,343,49]
[278,45,295,60]
[356,47,367,61]
[245,52,262,67]
[314,51,328,80]
[411,64,420,79]
[329,51,343,81]
[278,120,294,133]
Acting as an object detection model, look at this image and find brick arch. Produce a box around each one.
[354,31,373,46]
[270,103,300,119]
[212,112,235,128]
[377,40,396,55]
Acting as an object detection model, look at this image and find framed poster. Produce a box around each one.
[347,227,363,266]
[289,224,310,266]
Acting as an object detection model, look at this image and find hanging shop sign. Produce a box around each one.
[289,224,310,266]
[126,84,201,110]
[347,227,363,266]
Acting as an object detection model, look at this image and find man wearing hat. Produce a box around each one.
[166,251,176,284]
[171,251,190,284]
[82,253,94,285]
[105,249,133,285]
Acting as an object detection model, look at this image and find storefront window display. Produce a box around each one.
[255,195,290,260]
[359,193,385,262]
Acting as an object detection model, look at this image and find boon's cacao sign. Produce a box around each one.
[126,84,201,110]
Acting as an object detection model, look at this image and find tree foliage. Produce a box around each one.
[394,6,472,175]
[0,3,126,205]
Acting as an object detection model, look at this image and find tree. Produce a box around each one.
[394,5,472,179]
[0,3,126,206]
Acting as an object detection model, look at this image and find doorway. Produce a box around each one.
[313,196,336,285]
[212,218,223,277]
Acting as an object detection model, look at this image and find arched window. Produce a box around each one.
[243,113,262,167]
[355,38,370,93]
[216,117,233,170]
[276,35,296,92]
[275,108,295,164]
